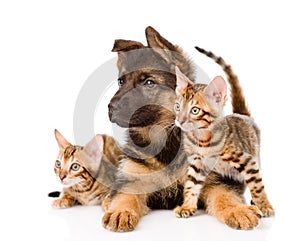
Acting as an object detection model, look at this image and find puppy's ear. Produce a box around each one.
[145,26,176,51]
[145,26,195,80]
[112,39,144,52]
[145,26,176,63]
[112,39,145,71]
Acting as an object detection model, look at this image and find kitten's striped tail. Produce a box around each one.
[195,46,251,117]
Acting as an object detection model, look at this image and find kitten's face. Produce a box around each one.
[174,67,227,132]
[53,130,104,187]
[54,146,86,187]
[174,86,216,131]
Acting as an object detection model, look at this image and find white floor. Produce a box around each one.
[46,197,275,241]
[1,184,294,241]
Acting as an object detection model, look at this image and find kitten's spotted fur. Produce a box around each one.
[173,67,274,219]
[52,129,122,209]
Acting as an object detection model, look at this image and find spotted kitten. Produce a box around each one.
[173,67,274,219]
[51,129,122,209]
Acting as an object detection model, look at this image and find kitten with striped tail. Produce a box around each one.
[173,67,274,220]
[51,129,122,209]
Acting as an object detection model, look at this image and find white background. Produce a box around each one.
[1,1,299,240]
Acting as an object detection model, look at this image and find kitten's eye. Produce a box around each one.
[145,79,155,88]
[55,160,61,169]
[174,103,181,112]
[71,163,80,171]
[191,107,200,115]
[118,79,125,87]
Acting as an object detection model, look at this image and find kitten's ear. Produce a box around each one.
[83,134,104,163]
[175,66,193,95]
[204,76,227,105]
[54,129,71,149]
[77,135,104,177]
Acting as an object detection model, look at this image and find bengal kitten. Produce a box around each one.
[51,129,121,209]
[173,67,274,219]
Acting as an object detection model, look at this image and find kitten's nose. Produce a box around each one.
[59,174,66,181]
[175,119,182,128]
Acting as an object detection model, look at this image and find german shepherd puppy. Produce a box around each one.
[103,26,261,231]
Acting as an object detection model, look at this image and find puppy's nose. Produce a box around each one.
[108,102,114,110]
[108,102,115,121]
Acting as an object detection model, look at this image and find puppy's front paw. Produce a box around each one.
[223,205,262,230]
[102,209,139,232]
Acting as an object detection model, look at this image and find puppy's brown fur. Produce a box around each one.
[103,26,260,231]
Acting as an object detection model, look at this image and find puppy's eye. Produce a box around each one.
[191,107,200,115]
[145,79,155,88]
[118,79,125,87]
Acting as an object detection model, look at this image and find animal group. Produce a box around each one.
[50,26,274,232]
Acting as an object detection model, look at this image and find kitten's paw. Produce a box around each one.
[101,195,110,212]
[223,205,262,230]
[102,209,139,232]
[52,198,74,209]
[174,206,196,218]
[257,203,275,217]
